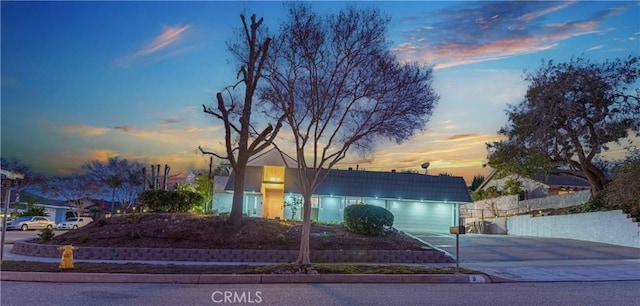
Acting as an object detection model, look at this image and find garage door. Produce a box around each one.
[388,201,454,233]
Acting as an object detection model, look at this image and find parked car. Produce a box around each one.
[6,216,56,231]
[57,217,94,230]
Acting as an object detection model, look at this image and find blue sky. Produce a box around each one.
[1,1,638,183]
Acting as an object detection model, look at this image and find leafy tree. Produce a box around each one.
[469,174,485,192]
[198,14,286,228]
[261,4,438,264]
[487,56,640,197]
[138,190,203,213]
[603,151,640,218]
[16,205,46,217]
[176,173,214,214]
[82,157,145,212]
[502,178,523,195]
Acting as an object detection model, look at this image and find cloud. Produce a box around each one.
[187,126,222,133]
[160,118,183,126]
[439,133,484,142]
[86,149,120,162]
[113,125,134,133]
[393,1,631,69]
[115,24,190,68]
[587,44,605,52]
[63,125,110,137]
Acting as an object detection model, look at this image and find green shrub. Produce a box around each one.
[343,204,394,236]
[38,228,55,241]
[138,190,203,213]
[17,205,47,217]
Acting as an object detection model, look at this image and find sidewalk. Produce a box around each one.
[0,244,489,284]
[3,239,640,284]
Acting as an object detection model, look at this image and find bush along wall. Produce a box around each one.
[343,204,394,236]
[138,190,203,213]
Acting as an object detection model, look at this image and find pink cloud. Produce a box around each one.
[115,24,190,67]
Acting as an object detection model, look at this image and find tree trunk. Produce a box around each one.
[582,162,607,198]
[229,167,246,228]
[295,193,313,265]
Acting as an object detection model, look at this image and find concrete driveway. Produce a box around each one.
[409,231,640,263]
[408,231,640,282]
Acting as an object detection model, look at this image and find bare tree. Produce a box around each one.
[45,174,101,218]
[199,14,286,228]
[1,157,45,209]
[261,4,439,264]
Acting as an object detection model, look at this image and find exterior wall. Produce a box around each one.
[213,193,233,213]
[243,194,262,217]
[507,210,640,248]
[481,175,548,199]
[283,194,302,220]
[52,208,68,223]
[463,190,591,218]
[518,190,590,212]
[364,198,386,208]
[318,196,344,223]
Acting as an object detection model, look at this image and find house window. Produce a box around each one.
[311,197,319,209]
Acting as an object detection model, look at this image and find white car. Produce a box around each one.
[57,217,94,230]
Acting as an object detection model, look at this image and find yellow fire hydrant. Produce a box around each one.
[57,245,77,270]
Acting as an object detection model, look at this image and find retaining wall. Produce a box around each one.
[507,210,640,248]
[10,241,453,264]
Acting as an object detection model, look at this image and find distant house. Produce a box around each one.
[1,191,71,223]
[213,148,472,233]
[478,170,591,200]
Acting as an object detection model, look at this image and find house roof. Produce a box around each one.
[247,147,298,168]
[226,166,472,203]
[213,175,229,193]
[537,174,591,188]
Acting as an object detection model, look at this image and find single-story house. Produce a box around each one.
[478,170,591,200]
[214,148,472,233]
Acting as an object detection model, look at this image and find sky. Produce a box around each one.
[1,1,639,184]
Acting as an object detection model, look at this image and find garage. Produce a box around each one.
[388,201,457,233]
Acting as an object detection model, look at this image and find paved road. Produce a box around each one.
[408,231,640,282]
[2,281,640,306]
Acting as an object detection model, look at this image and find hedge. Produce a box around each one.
[138,190,203,213]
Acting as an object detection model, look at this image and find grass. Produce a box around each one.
[0,261,480,275]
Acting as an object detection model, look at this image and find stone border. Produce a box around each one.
[1,272,489,284]
[11,240,453,264]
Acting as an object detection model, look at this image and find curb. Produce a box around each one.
[0,272,491,284]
